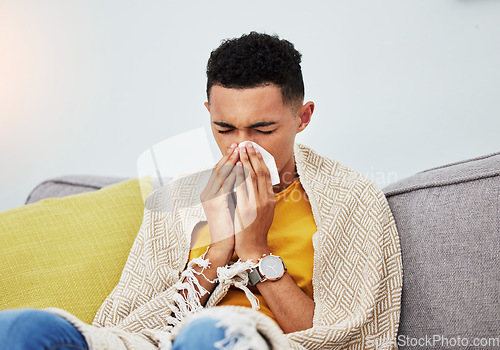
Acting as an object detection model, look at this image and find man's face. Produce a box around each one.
[205,84,302,180]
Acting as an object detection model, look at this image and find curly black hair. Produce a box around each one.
[206,32,304,108]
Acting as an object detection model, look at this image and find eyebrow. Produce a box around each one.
[213,121,277,128]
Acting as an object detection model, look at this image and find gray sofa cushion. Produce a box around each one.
[25,175,130,204]
[383,151,499,348]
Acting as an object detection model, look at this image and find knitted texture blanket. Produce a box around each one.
[47,142,402,350]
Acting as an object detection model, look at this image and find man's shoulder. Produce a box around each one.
[295,143,385,204]
[296,143,376,188]
[144,166,212,213]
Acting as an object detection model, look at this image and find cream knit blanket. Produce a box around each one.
[47,142,402,350]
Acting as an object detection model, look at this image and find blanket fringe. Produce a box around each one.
[163,249,262,349]
[217,259,260,310]
[167,247,214,328]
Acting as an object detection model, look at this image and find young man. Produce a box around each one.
[0,32,402,349]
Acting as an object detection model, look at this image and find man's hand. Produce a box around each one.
[199,143,241,263]
[177,143,242,310]
[233,142,314,333]
[233,142,276,263]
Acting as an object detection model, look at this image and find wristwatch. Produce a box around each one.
[248,254,287,286]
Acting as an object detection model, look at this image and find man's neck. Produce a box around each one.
[272,161,298,194]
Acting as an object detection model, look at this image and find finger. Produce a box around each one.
[246,145,271,202]
[204,146,239,199]
[233,160,258,234]
[233,161,248,233]
[234,161,248,207]
[217,147,240,186]
[221,163,238,195]
[217,143,238,169]
[238,144,256,204]
[206,144,235,189]
[253,148,274,200]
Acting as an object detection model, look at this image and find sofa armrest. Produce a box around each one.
[383,151,500,346]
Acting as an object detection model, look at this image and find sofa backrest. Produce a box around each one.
[383,151,499,348]
[25,175,130,204]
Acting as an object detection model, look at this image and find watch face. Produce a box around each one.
[260,255,284,279]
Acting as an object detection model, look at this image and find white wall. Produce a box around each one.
[1,0,499,212]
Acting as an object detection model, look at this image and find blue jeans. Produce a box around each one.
[0,309,89,350]
[172,317,228,350]
[172,315,271,350]
[0,309,269,349]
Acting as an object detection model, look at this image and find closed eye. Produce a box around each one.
[218,129,274,135]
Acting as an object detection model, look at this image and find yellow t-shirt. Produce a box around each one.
[188,177,316,326]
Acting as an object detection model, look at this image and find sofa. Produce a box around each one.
[1,151,498,349]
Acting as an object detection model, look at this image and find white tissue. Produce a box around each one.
[237,141,280,185]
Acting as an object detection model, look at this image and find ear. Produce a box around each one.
[296,101,314,133]
[204,102,210,113]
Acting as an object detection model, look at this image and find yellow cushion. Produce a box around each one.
[0,178,144,324]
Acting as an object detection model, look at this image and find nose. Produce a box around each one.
[235,139,254,148]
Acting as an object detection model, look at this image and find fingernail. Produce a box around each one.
[233,147,239,153]
[241,147,247,153]
[255,148,260,154]
[247,142,253,147]
[230,143,236,148]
